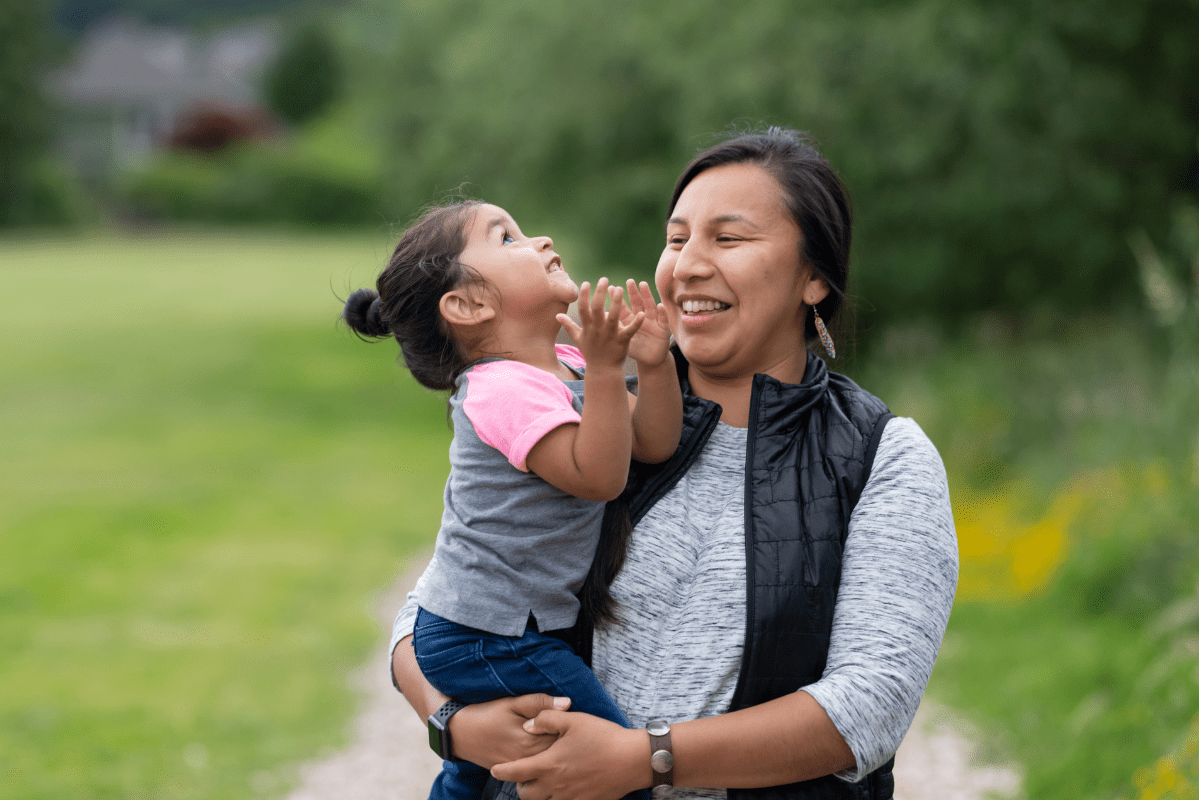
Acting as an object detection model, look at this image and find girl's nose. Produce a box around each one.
[532,235,554,250]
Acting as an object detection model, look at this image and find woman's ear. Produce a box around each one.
[439,286,496,327]
[802,274,830,308]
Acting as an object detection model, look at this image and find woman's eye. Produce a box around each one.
[668,235,686,245]
[501,233,514,245]
[716,235,740,243]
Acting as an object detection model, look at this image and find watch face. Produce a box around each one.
[647,719,670,736]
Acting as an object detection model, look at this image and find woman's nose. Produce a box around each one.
[532,235,554,250]
[671,241,713,280]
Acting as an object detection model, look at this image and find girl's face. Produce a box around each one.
[457,204,578,318]
[655,163,829,382]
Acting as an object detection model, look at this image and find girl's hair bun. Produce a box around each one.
[343,288,390,337]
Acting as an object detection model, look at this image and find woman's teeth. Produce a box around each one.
[682,300,730,314]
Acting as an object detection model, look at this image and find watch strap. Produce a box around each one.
[428,699,466,762]
[647,719,674,790]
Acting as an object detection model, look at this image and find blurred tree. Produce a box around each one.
[53,0,333,32]
[0,0,54,226]
[264,22,344,126]
[289,0,1200,325]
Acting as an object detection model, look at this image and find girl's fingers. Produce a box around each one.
[618,311,645,340]
[556,313,582,342]
[655,301,670,327]
[591,277,609,317]
[639,281,658,313]
[625,279,642,314]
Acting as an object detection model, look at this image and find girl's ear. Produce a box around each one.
[439,286,496,327]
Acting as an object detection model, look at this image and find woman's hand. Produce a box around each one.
[490,710,652,800]
[449,695,573,769]
[621,279,672,369]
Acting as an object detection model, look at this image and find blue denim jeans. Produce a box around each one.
[413,607,648,800]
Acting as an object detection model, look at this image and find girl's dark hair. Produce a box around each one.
[668,126,853,353]
[343,201,482,391]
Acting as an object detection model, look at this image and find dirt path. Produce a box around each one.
[285,554,1022,800]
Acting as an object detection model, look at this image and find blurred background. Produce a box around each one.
[0,0,1195,798]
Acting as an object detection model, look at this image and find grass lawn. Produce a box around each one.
[1,230,455,798]
[1,231,1196,799]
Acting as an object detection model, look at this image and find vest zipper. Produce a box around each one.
[728,374,762,710]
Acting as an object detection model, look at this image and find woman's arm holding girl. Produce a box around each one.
[493,418,958,798]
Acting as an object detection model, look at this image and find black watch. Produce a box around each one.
[427,699,467,762]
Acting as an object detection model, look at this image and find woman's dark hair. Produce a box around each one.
[343,201,482,391]
[668,126,853,353]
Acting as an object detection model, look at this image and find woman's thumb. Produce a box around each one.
[523,708,570,735]
[510,693,571,719]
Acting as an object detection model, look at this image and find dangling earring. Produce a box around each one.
[812,306,836,359]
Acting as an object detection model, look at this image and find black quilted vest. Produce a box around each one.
[492,349,896,800]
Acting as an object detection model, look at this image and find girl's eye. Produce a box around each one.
[501,233,515,245]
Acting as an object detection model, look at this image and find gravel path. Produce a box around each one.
[285,554,1022,800]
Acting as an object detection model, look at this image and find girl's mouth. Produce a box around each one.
[681,299,731,315]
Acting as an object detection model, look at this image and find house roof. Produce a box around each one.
[50,18,278,109]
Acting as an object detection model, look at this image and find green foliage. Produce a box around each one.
[119,140,389,226]
[0,231,448,799]
[853,305,1198,799]
[265,22,344,126]
[340,0,1196,325]
[0,0,87,227]
[53,0,333,31]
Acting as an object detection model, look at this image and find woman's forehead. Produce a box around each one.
[671,163,787,224]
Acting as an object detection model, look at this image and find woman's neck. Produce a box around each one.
[687,352,810,428]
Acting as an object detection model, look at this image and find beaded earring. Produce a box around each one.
[812,306,836,359]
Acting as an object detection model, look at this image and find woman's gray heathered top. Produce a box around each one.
[391,416,958,796]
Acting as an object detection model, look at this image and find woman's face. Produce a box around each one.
[655,163,828,382]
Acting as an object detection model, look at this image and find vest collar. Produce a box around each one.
[670,345,830,416]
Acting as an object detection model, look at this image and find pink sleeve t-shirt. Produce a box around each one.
[415,344,605,636]
[461,344,587,471]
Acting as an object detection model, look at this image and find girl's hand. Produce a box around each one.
[490,710,651,800]
[557,278,644,371]
[620,279,672,369]
[450,695,573,768]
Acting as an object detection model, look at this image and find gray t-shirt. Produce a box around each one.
[392,417,958,791]
[417,346,605,636]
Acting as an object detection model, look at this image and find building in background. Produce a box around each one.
[49,18,279,184]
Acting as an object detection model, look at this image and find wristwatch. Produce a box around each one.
[647,719,674,792]
[427,699,467,762]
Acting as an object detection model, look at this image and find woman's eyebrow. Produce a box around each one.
[665,213,758,231]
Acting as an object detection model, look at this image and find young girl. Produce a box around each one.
[343,200,681,800]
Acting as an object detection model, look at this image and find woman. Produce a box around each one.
[390,127,958,800]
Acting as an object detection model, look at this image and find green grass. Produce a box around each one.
[0,231,455,798]
[2,231,1196,799]
[853,311,1199,800]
